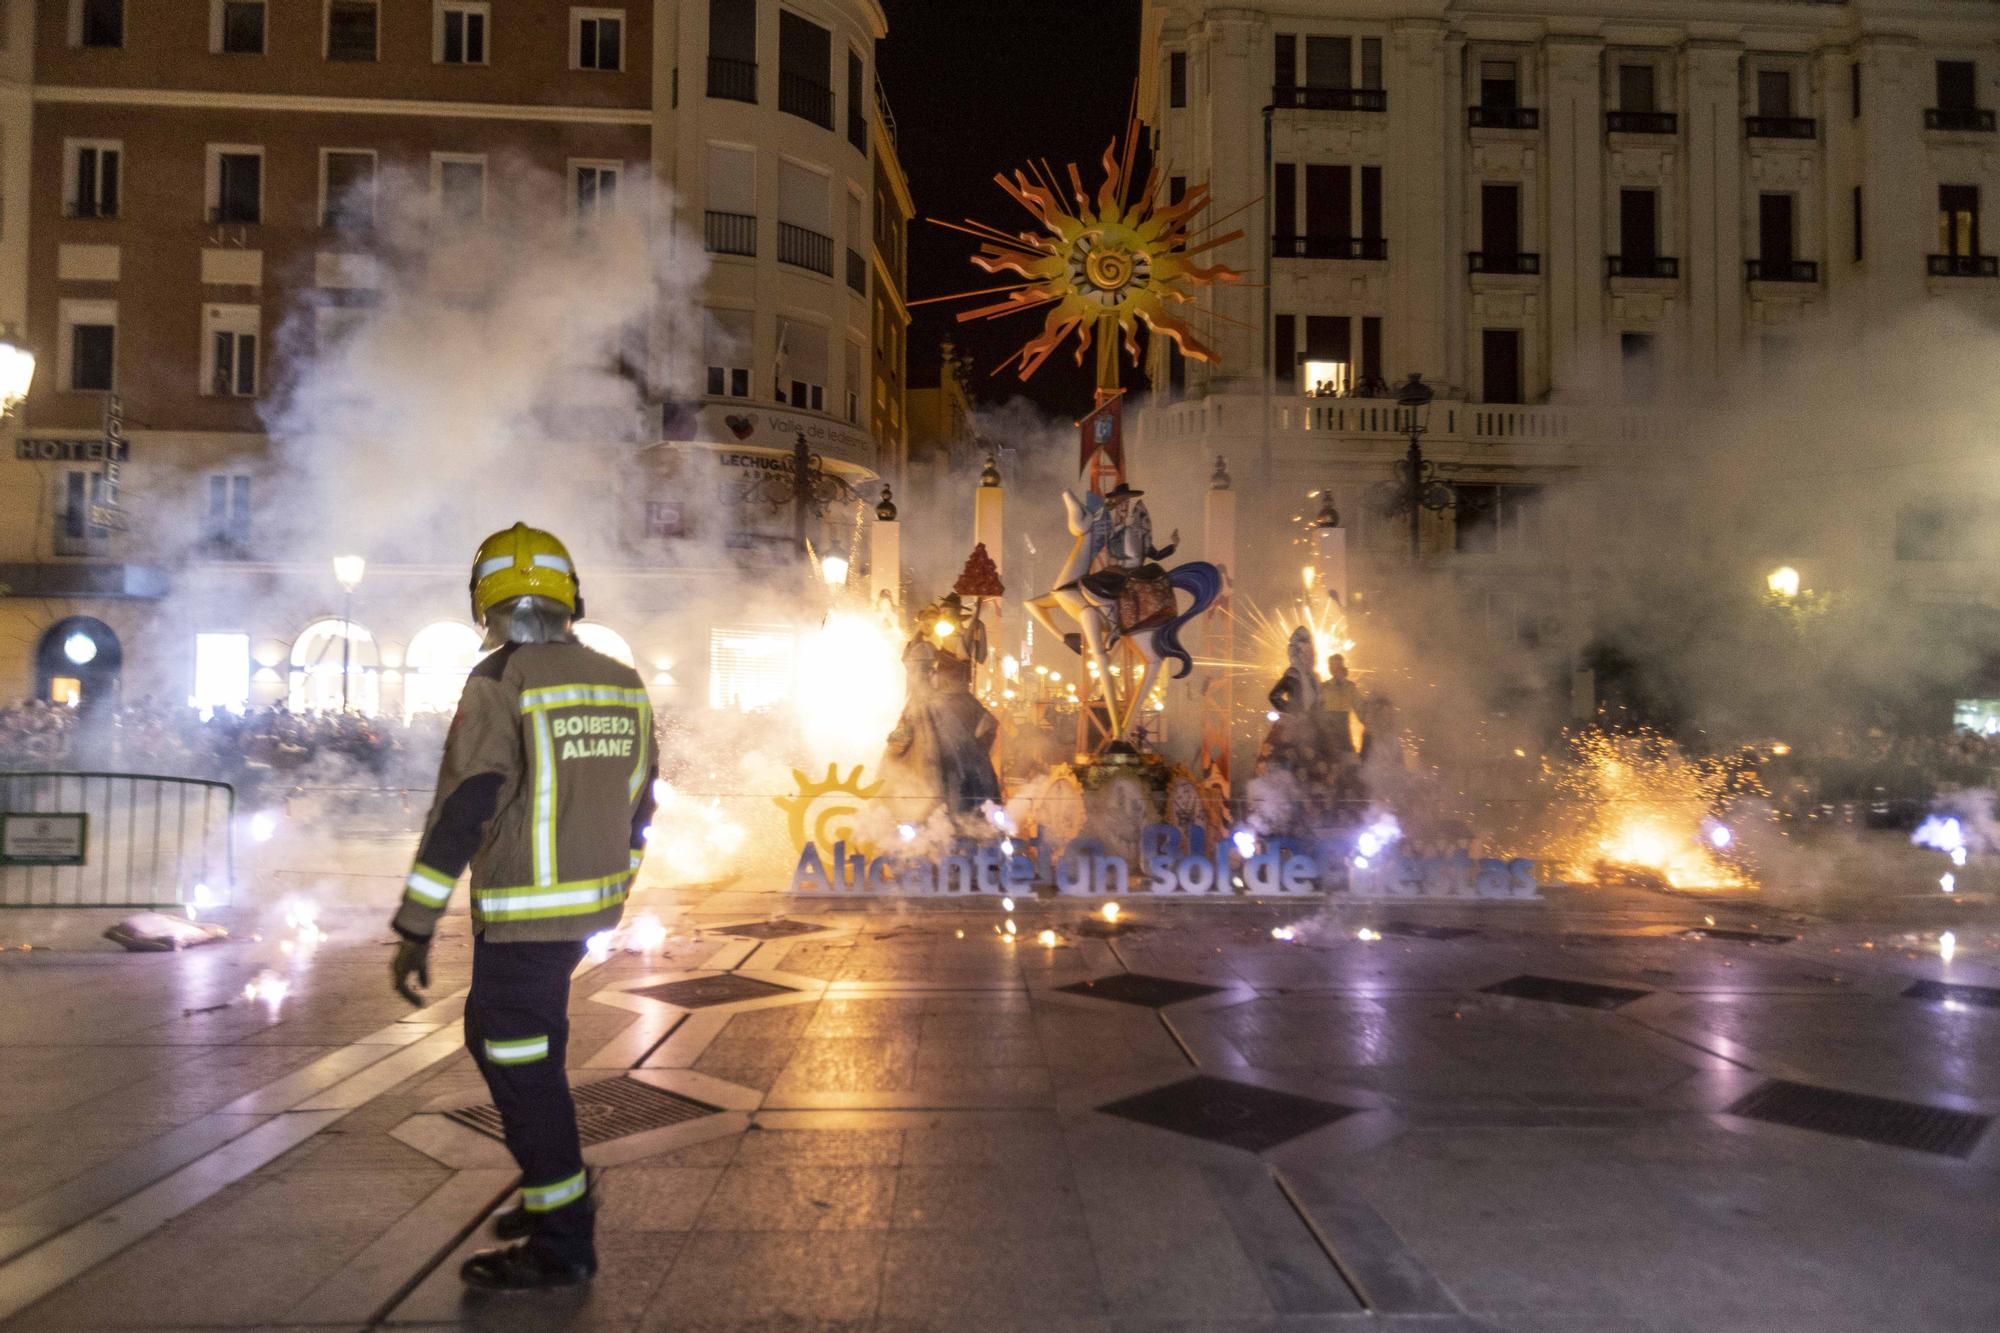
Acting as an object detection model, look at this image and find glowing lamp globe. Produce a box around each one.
[1766,565,1800,599]
[0,336,36,414]
[820,555,849,588]
[63,632,97,666]
[333,554,367,591]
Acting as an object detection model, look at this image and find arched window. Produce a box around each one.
[403,621,487,719]
[573,621,635,667]
[288,618,379,715]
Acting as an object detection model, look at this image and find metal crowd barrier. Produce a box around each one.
[0,771,235,908]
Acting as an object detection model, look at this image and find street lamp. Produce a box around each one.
[1385,373,1457,563]
[820,554,849,589]
[333,555,365,713]
[0,327,36,420]
[1766,565,1801,600]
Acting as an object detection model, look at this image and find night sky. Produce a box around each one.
[877,0,1145,415]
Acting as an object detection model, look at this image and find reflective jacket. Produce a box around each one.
[392,638,658,944]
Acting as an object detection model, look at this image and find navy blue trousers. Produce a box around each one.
[465,935,593,1265]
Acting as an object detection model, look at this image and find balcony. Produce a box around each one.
[63,201,117,220]
[208,205,259,226]
[704,210,756,257]
[778,221,833,276]
[1605,111,1677,134]
[1745,115,1815,140]
[1272,84,1387,113]
[779,72,833,129]
[1746,258,1818,283]
[1925,107,1996,132]
[1272,234,1388,261]
[707,56,756,103]
[1469,105,1538,130]
[1469,252,1540,275]
[1928,253,1999,277]
[846,247,867,294]
[1607,255,1679,279]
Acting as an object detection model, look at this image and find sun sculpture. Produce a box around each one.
[929,113,1245,392]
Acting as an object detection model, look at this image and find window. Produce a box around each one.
[202,305,259,396]
[705,143,755,254]
[1619,188,1659,259]
[1273,311,1296,384]
[1756,70,1792,119]
[1274,33,1296,88]
[59,300,116,393]
[1360,315,1381,386]
[1938,60,1977,110]
[437,1,488,65]
[193,633,251,712]
[327,1,378,61]
[1360,37,1382,91]
[709,0,756,101]
[844,340,861,423]
[1305,164,1347,239]
[847,49,866,150]
[1940,184,1979,257]
[778,11,832,128]
[65,139,120,219]
[215,0,266,55]
[1304,315,1350,396]
[202,477,251,548]
[572,8,623,71]
[1454,484,1542,555]
[1480,60,1518,110]
[1169,51,1187,107]
[1306,36,1349,89]
[1481,329,1523,403]
[62,471,110,548]
[1850,62,1861,118]
[434,154,486,222]
[321,150,377,230]
[207,145,262,224]
[778,158,832,273]
[775,319,827,411]
[1169,175,1186,205]
[1273,163,1296,237]
[708,625,797,711]
[1620,331,1657,402]
[76,0,121,48]
[1758,193,1795,265]
[1481,182,1521,256]
[572,160,619,220]
[1618,63,1657,113]
[1360,165,1382,241]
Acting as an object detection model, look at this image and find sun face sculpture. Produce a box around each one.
[932,116,1244,389]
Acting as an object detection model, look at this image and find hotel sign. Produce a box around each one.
[14,437,128,462]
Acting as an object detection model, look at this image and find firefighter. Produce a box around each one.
[388,523,657,1291]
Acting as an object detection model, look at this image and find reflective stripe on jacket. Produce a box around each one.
[392,638,658,944]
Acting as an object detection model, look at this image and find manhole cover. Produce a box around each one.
[1057,973,1223,1008]
[1904,980,2000,1009]
[710,919,827,940]
[1480,974,1650,1010]
[447,1075,722,1147]
[1098,1075,1356,1152]
[627,974,797,1008]
[1728,1079,1990,1158]
[1379,922,1479,940]
[1682,928,1795,944]
[1076,917,1147,938]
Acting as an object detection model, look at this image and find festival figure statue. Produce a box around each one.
[875,638,947,821]
[1320,653,1364,757]
[1254,633,1368,824]
[1024,488,1222,745]
[1267,628,1321,728]
[928,653,1001,812]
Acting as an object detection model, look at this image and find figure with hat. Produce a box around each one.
[1076,484,1180,640]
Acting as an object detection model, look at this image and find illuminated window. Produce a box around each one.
[288,618,379,715]
[574,621,637,667]
[193,633,251,715]
[708,625,795,711]
[404,620,485,718]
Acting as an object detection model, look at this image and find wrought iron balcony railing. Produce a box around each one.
[1272,84,1387,112]
[1929,253,2000,277]
[1469,251,1540,275]
[1606,111,1677,134]
[1745,115,1816,139]
[1607,255,1679,279]
[1469,105,1538,130]
[707,56,756,103]
[1925,107,1996,132]
[1746,258,1818,282]
[779,72,833,128]
[704,210,756,257]
[778,221,833,275]
[1272,234,1388,260]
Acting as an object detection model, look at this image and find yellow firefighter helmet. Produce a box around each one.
[468,523,582,622]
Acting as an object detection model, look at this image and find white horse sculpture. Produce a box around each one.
[1024,489,1223,745]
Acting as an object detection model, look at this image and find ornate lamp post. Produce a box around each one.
[333,554,366,713]
[1384,373,1457,563]
[744,432,859,556]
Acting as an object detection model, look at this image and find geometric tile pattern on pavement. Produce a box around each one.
[1097,1074,1358,1151]
[708,919,828,940]
[1902,979,2000,1009]
[446,1074,724,1147]
[1056,972,1224,1007]
[627,973,799,1008]
[1480,973,1651,1010]
[1727,1078,1992,1158]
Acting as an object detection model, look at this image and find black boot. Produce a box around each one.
[461,1242,596,1291]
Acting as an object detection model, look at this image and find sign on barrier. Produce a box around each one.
[0,813,88,865]
[0,772,233,907]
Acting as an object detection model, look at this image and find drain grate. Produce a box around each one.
[710,919,827,940]
[1057,972,1223,1008]
[448,1075,723,1147]
[1903,979,2000,1009]
[1099,1075,1357,1152]
[627,973,797,1009]
[1728,1079,1990,1158]
[1480,974,1650,1010]
[1379,921,1480,941]
[1682,927,1795,945]
[1075,916,1147,938]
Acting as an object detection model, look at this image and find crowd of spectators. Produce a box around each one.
[0,699,449,801]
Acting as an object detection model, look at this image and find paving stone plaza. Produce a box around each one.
[0,835,1996,1333]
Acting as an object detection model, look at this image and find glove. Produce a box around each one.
[390,935,432,1006]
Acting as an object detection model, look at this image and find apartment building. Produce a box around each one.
[1136,0,2000,679]
[0,0,903,717]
